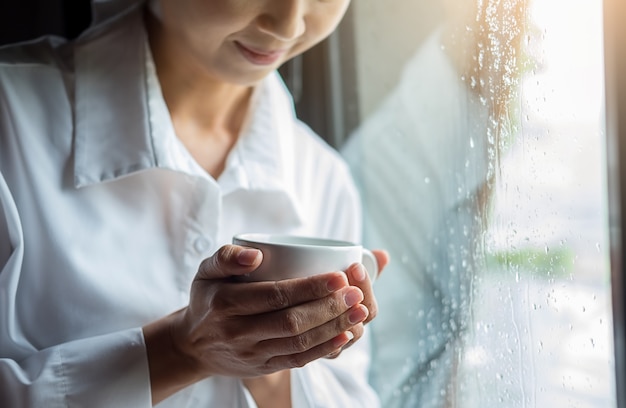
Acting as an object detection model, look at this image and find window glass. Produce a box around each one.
[340,0,616,406]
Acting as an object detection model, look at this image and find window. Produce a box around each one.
[286,0,621,406]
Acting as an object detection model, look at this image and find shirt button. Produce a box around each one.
[193,237,211,254]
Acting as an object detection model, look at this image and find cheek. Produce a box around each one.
[307,2,351,42]
[290,9,347,57]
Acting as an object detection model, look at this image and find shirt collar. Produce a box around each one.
[90,0,145,26]
[72,6,304,224]
[73,6,154,188]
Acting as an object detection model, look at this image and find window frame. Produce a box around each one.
[604,0,626,406]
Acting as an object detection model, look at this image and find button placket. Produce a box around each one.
[193,236,211,254]
[185,177,222,262]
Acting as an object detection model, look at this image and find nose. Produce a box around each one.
[257,0,306,41]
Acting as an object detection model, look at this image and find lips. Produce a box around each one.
[235,41,286,66]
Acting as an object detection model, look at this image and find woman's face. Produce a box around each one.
[156,0,351,85]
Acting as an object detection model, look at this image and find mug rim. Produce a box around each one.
[233,233,358,248]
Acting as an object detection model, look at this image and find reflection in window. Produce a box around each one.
[341,0,615,407]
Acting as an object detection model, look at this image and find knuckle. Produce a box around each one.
[215,245,236,266]
[281,310,303,334]
[306,274,335,297]
[290,334,311,353]
[198,257,212,273]
[266,282,289,309]
[238,348,257,362]
[221,321,245,341]
[287,354,308,369]
[211,293,235,313]
[330,292,349,315]
[333,313,352,332]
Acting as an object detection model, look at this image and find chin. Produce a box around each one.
[217,66,277,87]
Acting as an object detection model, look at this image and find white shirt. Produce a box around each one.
[342,28,490,408]
[0,5,377,407]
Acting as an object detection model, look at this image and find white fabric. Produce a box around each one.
[0,6,378,408]
[343,28,490,408]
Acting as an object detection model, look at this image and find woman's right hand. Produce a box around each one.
[143,244,369,405]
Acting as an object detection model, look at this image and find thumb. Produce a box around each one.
[196,244,263,280]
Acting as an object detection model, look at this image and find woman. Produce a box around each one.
[0,0,388,406]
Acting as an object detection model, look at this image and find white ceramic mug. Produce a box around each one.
[232,233,378,282]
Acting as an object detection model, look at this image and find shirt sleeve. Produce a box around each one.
[0,172,153,408]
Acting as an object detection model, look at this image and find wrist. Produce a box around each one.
[143,309,205,404]
[243,371,292,408]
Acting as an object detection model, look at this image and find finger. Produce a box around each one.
[346,263,378,324]
[341,322,364,352]
[325,331,355,359]
[196,245,263,280]
[213,271,350,316]
[238,286,365,340]
[371,249,390,277]
[263,326,361,371]
[253,303,368,357]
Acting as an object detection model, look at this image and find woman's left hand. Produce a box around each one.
[326,249,389,358]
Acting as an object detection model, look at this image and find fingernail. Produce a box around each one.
[344,289,363,307]
[332,333,350,349]
[238,249,260,266]
[327,274,348,292]
[352,264,367,282]
[331,331,354,350]
[349,306,368,324]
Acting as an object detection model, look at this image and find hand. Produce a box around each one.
[144,244,370,403]
[326,249,390,358]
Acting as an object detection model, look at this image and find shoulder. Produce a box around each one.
[0,36,73,117]
[0,36,71,71]
[0,36,73,112]
[0,38,75,166]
